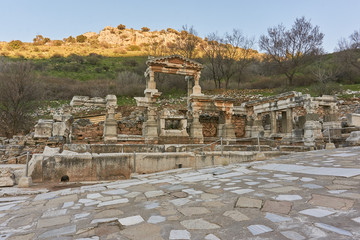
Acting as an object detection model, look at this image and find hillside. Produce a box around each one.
[0,25,260,59]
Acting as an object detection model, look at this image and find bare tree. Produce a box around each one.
[259,17,324,85]
[169,25,201,59]
[201,29,256,89]
[0,61,41,137]
[336,29,360,71]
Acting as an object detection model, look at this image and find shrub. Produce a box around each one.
[52,40,63,46]
[116,71,145,96]
[117,24,126,30]
[141,27,150,32]
[167,28,179,34]
[127,45,141,51]
[8,40,23,50]
[65,36,76,43]
[76,34,87,43]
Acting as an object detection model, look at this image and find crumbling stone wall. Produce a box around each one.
[118,121,143,135]
[72,119,104,142]
[232,115,246,138]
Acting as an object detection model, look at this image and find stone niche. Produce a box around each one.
[159,109,188,137]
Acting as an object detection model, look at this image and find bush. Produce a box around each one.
[127,45,141,51]
[141,27,150,32]
[76,34,87,43]
[65,36,76,43]
[8,40,23,50]
[52,40,63,46]
[115,71,145,96]
[117,24,126,30]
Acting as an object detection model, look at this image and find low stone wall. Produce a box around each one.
[28,146,280,182]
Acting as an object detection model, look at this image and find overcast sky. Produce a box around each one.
[1,0,359,53]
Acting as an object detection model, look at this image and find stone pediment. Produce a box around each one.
[146,55,203,71]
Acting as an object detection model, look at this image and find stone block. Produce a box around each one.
[34,119,53,138]
[18,176,32,187]
[309,194,354,210]
[52,122,66,137]
[261,200,292,215]
[0,168,15,187]
[346,113,360,127]
[106,95,118,107]
[235,197,262,209]
[70,96,89,106]
[346,131,360,145]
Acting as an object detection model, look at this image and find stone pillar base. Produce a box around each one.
[190,122,203,144]
[18,176,32,188]
[326,143,336,149]
[221,123,236,140]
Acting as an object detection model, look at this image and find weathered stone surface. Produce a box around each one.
[179,207,210,216]
[169,230,191,240]
[223,210,249,221]
[265,186,300,193]
[180,218,220,229]
[37,215,70,228]
[262,200,292,215]
[38,225,76,239]
[309,194,354,210]
[52,122,66,137]
[171,191,188,198]
[34,119,53,138]
[121,223,163,240]
[235,197,262,209]
[0,168,15,187]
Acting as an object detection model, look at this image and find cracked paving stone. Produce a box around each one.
[352,216,360,223]
[265,212,292,223]
[205,234,221,240]
[235,197,262,209]
[223,210,249,221]
[171,192,188,198]
[147,215,166,224]
[309,194,355,210]
[169,230,191,240]
[299,208,335,217]
[314,223,353,236]
[178,207,210,216]
[302,183,323,189]
[38,225,76,239]
[74,212,91,220]
[180,218,220,229]
[118,215,144,226]
[265,186,300,193]
[247,224,273,236]
[231,189,254,195]
[262,200,292,215]
[97,198,128,207]
[274,195,302,201]
[144,190,165,198]
[281,231,306,240]
[42,209,67,218]
[37,215,70,228]
[170,198,190,206]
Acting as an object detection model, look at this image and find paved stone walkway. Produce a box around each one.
[1,147,360,239]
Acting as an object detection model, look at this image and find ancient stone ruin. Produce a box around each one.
[2,55,360,185]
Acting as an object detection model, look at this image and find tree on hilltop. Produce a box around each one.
[117,24,126,30]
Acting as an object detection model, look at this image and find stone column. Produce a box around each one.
[190,110,203,143]
[303,113,323,148]
[221,111,236,140]
[192,73,203,96]
[103,106,118,143]
[186,76,193,109]
[147,70,156,90]
[143,106,159,144]
[270,111,277,135]
[286,108,293,135]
